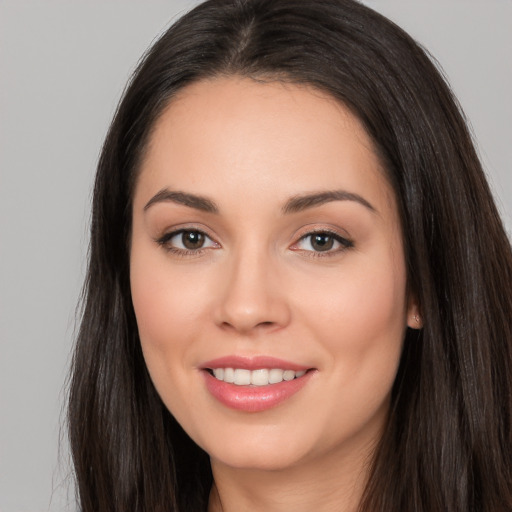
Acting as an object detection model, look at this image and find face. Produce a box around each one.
[130,77,418,473]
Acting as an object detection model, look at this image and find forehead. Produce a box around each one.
[135,76,396,215]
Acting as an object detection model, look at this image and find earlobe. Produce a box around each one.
[407,297,423,330]
[409,313,423,329]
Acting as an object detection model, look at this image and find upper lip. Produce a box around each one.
[200,355,311,372]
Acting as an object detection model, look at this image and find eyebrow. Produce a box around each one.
[143,188,376,215]
[283,190,376,214]
[144,189,219,213]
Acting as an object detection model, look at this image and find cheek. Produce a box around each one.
[295,255,407,440]
[347,269,406,340]
[130,245,209,369]
[129,248,217,427]
[298,248,408,376]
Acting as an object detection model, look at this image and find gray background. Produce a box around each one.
[0,1,510,510]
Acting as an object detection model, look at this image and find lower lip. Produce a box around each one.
[203,370,314,412]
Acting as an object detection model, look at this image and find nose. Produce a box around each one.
[213,246,291,335]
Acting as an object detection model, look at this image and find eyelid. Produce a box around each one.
[155,225,220,255]
[154,224,352,257]
[155,222,217,241]
[290,227,354,255]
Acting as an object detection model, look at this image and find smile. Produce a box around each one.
[210,368,306,386]
[201,357,315,412]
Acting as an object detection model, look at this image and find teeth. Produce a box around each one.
[211,368,307,386]
[283,370,295,381]
[269,368,284,384]
[234,369,251,385]
[224,367,235,383]
[251,369,269,386]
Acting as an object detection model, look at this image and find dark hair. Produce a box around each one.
[68,0,512,510]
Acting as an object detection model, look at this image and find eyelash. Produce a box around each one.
[156,228,353,258]
[292,229,354,258]
[156,229,218,257]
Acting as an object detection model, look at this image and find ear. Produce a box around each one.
[406,294,423,330]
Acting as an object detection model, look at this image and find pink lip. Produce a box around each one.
[201,355,310,372]
[200,356,315,413]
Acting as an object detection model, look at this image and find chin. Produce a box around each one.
[199,424,322,472]
[210,446,306,472]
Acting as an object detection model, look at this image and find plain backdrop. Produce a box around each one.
[0,1,510,511]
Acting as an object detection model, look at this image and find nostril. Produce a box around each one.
[220,320,275,332]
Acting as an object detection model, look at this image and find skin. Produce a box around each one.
[130,77,421,512]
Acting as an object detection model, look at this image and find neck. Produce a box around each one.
[207,440,375,512]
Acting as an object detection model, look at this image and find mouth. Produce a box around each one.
[206,367,308,386]
[200,356,316,412]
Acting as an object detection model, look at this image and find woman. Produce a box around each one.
[68,0,512,510]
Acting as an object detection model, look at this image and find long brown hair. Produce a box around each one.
[68,1,512,510]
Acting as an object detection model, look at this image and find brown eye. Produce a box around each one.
[157,229,218,253]
[181,230,205,249]
[310,233,334,252]
[294,231,353,254]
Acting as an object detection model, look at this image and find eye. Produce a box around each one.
[157,229,218,253]
[294,231,353,254]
